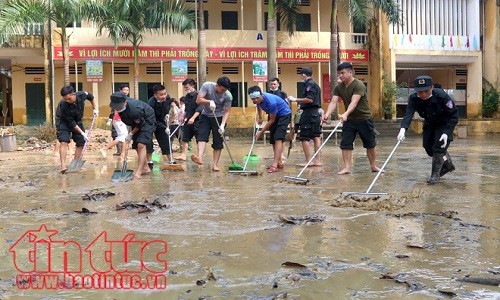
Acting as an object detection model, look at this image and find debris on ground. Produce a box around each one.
[437,290,457,297]
[281,262,307,269]
[17,137,52,151]
[330,193,407,211]
[278,214,322,225]
[115,199,170,213]
[456,277,500,286]
[73,207,97,214]
[379,273,424,292]
[389,211,495,230]
[406,243,432,249]
[390,211,460,220]
[329,188,423,211]
[278,214,325,225]
[82,190,116,201]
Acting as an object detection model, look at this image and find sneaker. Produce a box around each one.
[147,161,154,170]
[100,148,107,158]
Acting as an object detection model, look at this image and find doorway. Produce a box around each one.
[25,83,46,125]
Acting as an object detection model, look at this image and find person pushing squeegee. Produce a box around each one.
[246,86,292,174]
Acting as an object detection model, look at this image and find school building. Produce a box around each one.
[0,0,498,128]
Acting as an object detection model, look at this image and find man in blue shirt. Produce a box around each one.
[248,86,291,173]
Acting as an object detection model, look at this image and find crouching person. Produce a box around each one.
[109,91,156,180]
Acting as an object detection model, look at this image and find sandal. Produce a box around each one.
[277,164,284,169]
[267,165,278,173]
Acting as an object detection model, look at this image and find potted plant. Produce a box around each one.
[482,78,499,118]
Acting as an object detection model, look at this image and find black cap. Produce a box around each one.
[414,75,433,92]
[300,67,313,76]
[110,91,127,110]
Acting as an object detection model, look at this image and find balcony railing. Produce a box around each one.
[390,33,480,52]
[1,23,45,49]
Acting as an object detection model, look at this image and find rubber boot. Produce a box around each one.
[439,152,455,177]
[113,143,122,156]
[427,153,445,185]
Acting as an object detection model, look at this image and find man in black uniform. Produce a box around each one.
[288,67,323,167]
[146,84,173,169]
[267,77,288,101]
[56,85,98,174]
[110,91,156,180]
[175,78,202,161]
[397,75,458,184]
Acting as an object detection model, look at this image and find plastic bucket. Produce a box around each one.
[0,134,17,152]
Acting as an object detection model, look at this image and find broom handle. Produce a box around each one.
[166,115,174,162]
[78,114,97,160]
[365,140,401,193]
[243,106,258,171]
[211,109,237,164]
[296,121,342,178]
[168,119,185,139]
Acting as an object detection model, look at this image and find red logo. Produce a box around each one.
[9,225,168,290]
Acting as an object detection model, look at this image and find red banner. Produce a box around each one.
[53,46,369,63]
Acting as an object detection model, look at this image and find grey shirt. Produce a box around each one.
[198,82,233,117]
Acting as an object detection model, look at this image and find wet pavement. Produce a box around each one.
[0,134,498,299]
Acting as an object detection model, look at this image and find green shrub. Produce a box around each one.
[34,124,57,142]
[482,79,500,118]
[382,74,405,119]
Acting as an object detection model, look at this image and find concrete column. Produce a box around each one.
[483,0,500,88]
[256,0,262,31]
[467,54,483,118]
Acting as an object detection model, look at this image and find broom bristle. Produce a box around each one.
[161,163,187,171]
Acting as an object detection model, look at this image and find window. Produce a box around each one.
[65,21,81,28]
[70,82,83,91]
[69,66,83,75]
[113,66,130,75]
[264,12,281,31]
[229,82,247,107]
[353,21,366,33]
[296,14,311,32]
[221,11,238,30]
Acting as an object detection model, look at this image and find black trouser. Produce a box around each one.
[422,124,451,157]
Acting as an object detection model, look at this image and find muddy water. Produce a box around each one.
[0,135,498,299]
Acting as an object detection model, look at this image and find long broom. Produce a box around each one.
[284,121,342,184]
[161,116,186,171]
[229,106,259,175]
[340,139,401,198]
[212,109,244,171]
[152,121,183,163]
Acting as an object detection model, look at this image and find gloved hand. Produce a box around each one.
[397,128,406,141]
[106,119,112,127]
[93,108,99,116]
[126,133,134,142]
[439,133,448,148]
[165,127,171,135]
[288,96,297,102]
[81,131,89,142]
[209,101,216,111]
[218,124,225,135]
